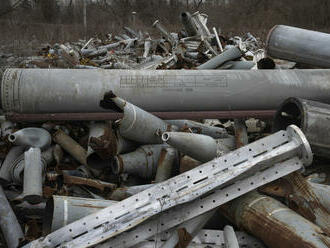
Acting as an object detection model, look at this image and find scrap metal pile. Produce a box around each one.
[1,11,330,248]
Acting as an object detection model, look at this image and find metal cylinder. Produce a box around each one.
[0,185,24,248]
[154,147,177,183]
[266,25,330,68]
[180,12,198,36]
[162,132,217,162]
[197,47,243,69]
[8,127,51,149]
[218,61,256,70]
[53,129,87,165]
[5,69,330,113]
[112,144,166,179]
[222,191,330,248]
[223,225,240,248]
[23,147,44,204]
[152,20,175,45]
[43,195,116,234]
[0,146,25,185]
[273,97,330,159]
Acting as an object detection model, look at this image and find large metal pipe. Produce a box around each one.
[273,98,330,159]
[0,185,24,248]
[4,69,330,114]
[221,191,330,248]
[266,25,330,68]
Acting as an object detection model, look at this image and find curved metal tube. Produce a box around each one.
[0,146,25,185]
[8,127,51,149]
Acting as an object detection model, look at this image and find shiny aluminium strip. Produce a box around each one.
[4,69,330,113]
[24,125,312,248]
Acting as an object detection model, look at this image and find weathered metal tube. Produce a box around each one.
[53,129,87,165]
[197,47,243,69]
[266,25,330,68]
[180,12,198,36]
[154,147,177,183]
[101,92,177,144]
[112,144,166,179]
[0,146,25,184]
[5,69,330,113]
[223,225,240,248]
[221,192,330,248]
[152,20,175,45]
[273,97,330,159]
[8,127,51,149]
[162,132,217,162]
[0,185,24,248]
[218,61,256,70]
[23,147,44,204]
[43,196,116,234]
[166,120,228,139]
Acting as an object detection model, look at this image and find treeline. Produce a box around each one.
[1,0,330,44]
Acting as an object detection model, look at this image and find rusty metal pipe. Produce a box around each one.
[266,25,330,68]
[154,147,177,183]
[221,191,330,248]
[0,185,24,248]
[5,69,330,113]
[273,97,330,159]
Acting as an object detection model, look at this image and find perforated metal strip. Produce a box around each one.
[25,129,303,248]
[96,157,301,248]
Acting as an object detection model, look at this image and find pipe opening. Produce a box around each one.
[181,12,187,18]
[8,134,16,142]
[273,100,303,131]
[162,133,170,142]
[99,91,123,112]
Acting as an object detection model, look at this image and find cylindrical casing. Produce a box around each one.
[154,147,177,183]
[218,61,256,70]
[5,69,330,113]
[112,144,166,179]
[166,120,228,139]
[8,127,51,149]
[162,132,217,162]
[152,20,175,45]
[0,146,25,185]
[107,94,177,144]
[197,47,243,69]
[273,97,330,159]
[23,147,44,204]
[53,129,87,165]
[43,196,116,234]
[0,185,24,248]
[223,225,240,248]
[222,192,330,248]
[180,12,198,36]
[266,25,330,68]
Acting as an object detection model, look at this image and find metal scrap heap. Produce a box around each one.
[0,11,330,248]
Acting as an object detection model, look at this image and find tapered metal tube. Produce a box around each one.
[266,25,330,68]
[152,20,175,45]
[180,12,198,36]
[224,225,240,248]
[8,127,51,149]
[0,146,25,185]
[222,192,330,248]
[112,144,166,179]
[43,196,116,233]
[197,47,242,69]
[162,132,217,162]
[5,69,330,113]
[23,147,44,204]
[274,98,330,159]
[218,61,256,70]
[154,147,177,182]
[0,185,24,248]
[53,129,87,165]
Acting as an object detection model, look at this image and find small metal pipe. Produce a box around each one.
[273,97,330,159]
[53,129,87,166]
[213,27,223,52]
[180,12,198,36]
[154,147,177,183]
[8,127,51,149]
[143,38,151,58]
[152,20,175,46]
[23,147,44,204]
[162,132,217,162]
[5,110,276,121]
[0,146,25,185]
[266,25,330,68]
[112,144,167,179]
[223,225,240,248]
[43,195,116,234]
[0,185,24,248]
[197,46,243,69]
[218,60,256,70]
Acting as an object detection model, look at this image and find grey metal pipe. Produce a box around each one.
[43,195,116,234]
[8,127,51,150]
[152,20,175,45]
[162,132,217,162]
[23,147,44,204]
[0,146,25,185]
[180,12,198,36]
[154,147,177,183]
[266,25,330,68]
[5,69,330,113]
[273,98,330,159]
[0,185,24,248]
[112,144,167,179]
[223,225,239,248]
[218,61,255,70]
[197,47,243,69]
